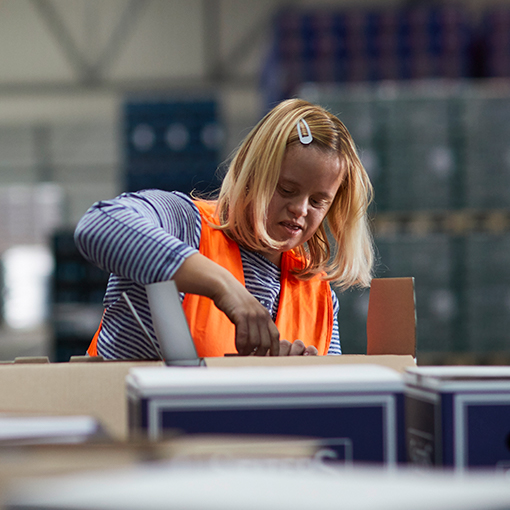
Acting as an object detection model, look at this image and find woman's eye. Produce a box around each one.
[310,198,322,207]
[278,186,293,195]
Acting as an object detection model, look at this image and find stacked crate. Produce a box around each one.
[124,99,222,195]
[264,5,472,104]
[336,286,370,355]
[303,81,510,356]
[51,231,109,362]
[480,7,510,78]
[464,234,510,353]
[464,92,510,209]
[383,88,460,211]
[395,5,471,81]
[376,235,458,353]
[336,233,458,355]
[461,87,510,353]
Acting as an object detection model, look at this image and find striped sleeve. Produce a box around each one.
[74,190,200,285]
[328,289,341,355]
[73,190,203,360]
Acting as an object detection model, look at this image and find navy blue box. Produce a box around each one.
[405,366,510,470]
[123,99,222,194]
[127,364,406,465]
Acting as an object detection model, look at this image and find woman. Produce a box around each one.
[74,98,374,359]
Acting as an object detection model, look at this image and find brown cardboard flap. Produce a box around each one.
[14,357,50,364]
[366,277,416,356]
[0,361,163,441]
[205,354,415,372]
[69,356,104,363]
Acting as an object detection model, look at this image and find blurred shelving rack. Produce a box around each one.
[50,230,109,362]
[300,80,510,359]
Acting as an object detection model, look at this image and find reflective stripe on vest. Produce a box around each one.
[182,200,333,357]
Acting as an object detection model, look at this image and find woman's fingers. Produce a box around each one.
[232,303,280,356]
[278,340,319,356]
[289,339,306,356]
[253,312,280,356]
[267,322,280,356]
[304,345,318,356]
[278,339,292,356]
[254,319,272,356]
[173,254,281,356]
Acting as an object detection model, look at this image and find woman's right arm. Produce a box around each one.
[74,190,199,285]
[173,253,280,356]
[75,190,280,356]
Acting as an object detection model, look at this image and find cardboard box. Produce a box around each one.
[367,277,416,356]
[0,435,322,491]
[405,366,510,470]
[145,277,416,365]
[0,276,416,446]
[127,363,407,465]
[205,354,416,371]
[0,360,163,441]
[0,354,414,445]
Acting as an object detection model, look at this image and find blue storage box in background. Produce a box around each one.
[405,366,510,470]
[127,364,406,465]
[124,99,223,195]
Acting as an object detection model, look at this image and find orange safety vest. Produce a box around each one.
[88,200,333,357]
[87,315,102,357]
[182,201,333,356]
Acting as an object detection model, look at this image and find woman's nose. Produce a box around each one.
[288,196,308,217]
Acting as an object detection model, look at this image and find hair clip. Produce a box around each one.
[296,118,313,145]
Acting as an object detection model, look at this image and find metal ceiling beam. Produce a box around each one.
[30,0,149,85]
[6,0,279,95]
[0,75,259,95]
[30,0,94,82]
[203,0,290,80]
[202,0,222,81]
[221,1,290,74]
[92,0,150,78]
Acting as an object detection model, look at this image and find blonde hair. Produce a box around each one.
[211,98,374,291]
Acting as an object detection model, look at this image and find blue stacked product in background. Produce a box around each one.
[395,5,472,81]
[272,4,510,360]
[51,230,109,361]
[480,7,510,78]
[262,5,473,105]
[124,99,223,195]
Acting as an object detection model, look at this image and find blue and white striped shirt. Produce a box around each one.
[74,190,341,359]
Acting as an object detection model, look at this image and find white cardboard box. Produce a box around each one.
[405,365,510,469]
[127,363,407,465]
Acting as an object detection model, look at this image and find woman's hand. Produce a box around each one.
[173,253,280,356]
[278,339,318,356]
[211,278,280,356]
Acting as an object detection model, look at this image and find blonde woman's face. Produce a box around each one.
[259,144,345,266]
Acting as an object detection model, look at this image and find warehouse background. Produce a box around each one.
[0,0,507,362]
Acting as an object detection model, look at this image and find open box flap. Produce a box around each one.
[366,277,416,357]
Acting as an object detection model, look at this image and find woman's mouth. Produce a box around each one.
[280,221,303,236]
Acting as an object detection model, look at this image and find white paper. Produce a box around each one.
[145,280,199,363]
